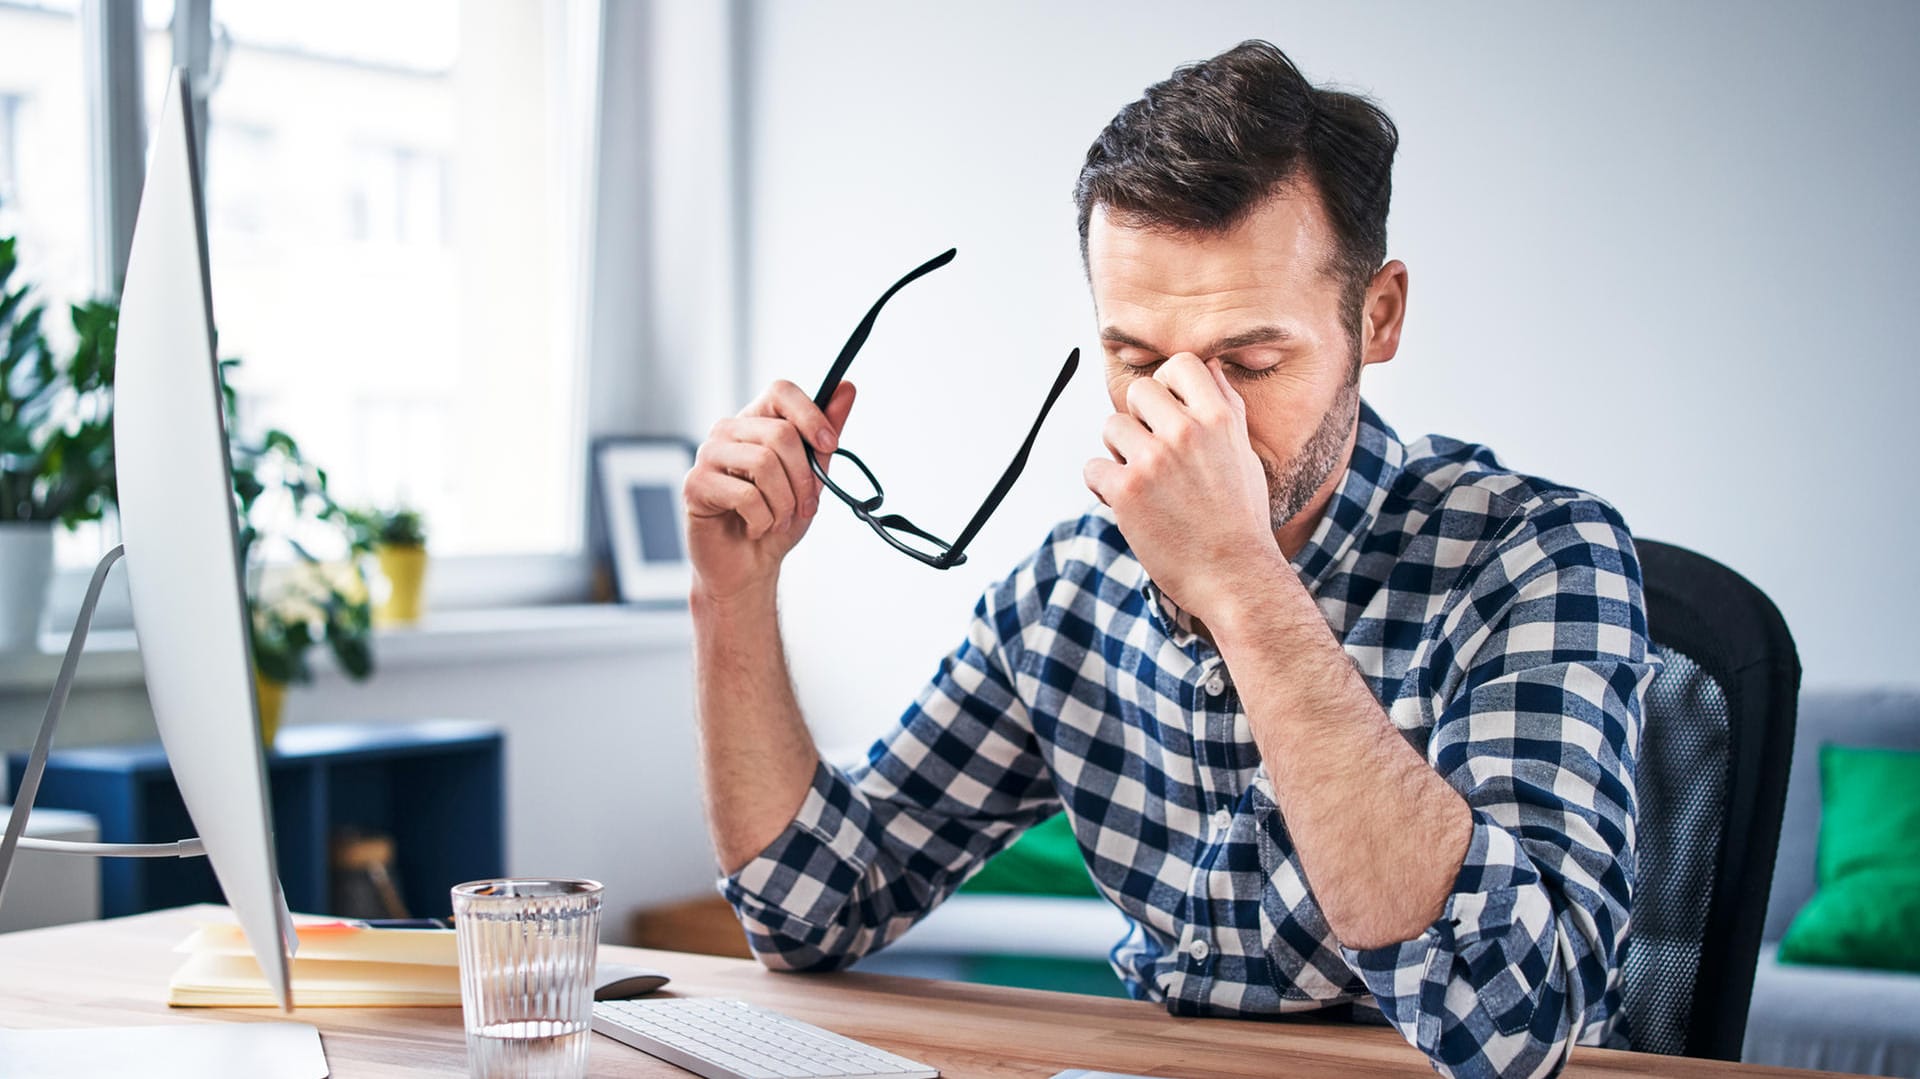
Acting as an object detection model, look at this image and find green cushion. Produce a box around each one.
[960,812,1099,899]
[1779,867,1920,972]
[956,954,1128,998]
[1779,744,1920,973]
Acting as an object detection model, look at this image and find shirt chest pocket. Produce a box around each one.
[1248,780,1365,1004]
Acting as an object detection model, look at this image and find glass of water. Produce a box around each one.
[451,878,604,1079]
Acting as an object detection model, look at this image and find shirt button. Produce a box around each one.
[1211,809,1232,834]
[1186,938,1212,962]
[1203,672,1227,696]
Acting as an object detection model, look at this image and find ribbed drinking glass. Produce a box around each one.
[451,878,604,1079]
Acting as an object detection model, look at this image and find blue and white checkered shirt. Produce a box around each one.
[719,400,1655,1079]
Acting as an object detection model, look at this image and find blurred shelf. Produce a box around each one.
[7,719,505,919]
[0,603,691,694]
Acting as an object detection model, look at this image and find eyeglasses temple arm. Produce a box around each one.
[812,248,959,411]
[944,348,1080,560]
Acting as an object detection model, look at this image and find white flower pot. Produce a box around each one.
[0,522,55,652]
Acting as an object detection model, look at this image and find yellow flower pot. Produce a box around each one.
[253,670,286,750]
[375,543,428,627]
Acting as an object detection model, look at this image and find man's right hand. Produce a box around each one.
[684,379,858,601]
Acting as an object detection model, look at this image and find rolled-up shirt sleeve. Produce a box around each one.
[1341,496,1655,1079]
[717,569,1058,972]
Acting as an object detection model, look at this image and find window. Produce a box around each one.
[0,93,23,208]
[0,0,176,576]
[0,0,179,305]
[203,0,597,559]
[207,120,274,236]
[0,3,94,323]
[6,0,608,616]
[346,141,449,247]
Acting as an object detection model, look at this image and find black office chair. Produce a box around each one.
[1619,539,1800,1060]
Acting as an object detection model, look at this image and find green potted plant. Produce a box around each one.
[247,558,372,745]
[223,359,375,746]
[0,230,376,739]
[0,235,118,650]
[354,504,428,627]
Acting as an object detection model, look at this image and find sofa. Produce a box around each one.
[1744,688,1920,1076]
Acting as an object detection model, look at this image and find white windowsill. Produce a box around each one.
[0,602,693,694]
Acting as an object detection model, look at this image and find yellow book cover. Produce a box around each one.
[168,921,461,1008]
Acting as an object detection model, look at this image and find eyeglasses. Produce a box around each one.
[809,248,1078,569]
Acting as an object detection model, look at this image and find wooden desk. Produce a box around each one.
[0,905,1845,1078]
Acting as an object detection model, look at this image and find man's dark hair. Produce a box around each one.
[1074,40,1398,327]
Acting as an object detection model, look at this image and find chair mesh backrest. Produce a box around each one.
[1620,645,1732,1056]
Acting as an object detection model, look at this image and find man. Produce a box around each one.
[683,40,1654,1079]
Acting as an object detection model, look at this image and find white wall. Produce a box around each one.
[738,1,1920,752]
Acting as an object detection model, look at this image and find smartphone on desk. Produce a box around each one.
[350,917,451,929]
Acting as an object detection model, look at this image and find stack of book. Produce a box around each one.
[168,919,460,1007]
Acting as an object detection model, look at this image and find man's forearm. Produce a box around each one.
[1212,565,1471,951]
[691,583,822,876]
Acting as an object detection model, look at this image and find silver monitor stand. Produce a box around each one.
[0,547,206,880]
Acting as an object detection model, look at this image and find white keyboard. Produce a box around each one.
[591,997,939,1079]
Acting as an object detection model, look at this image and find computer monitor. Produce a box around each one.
[105,65,297,1006]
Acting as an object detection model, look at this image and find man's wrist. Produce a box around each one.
[1205,545,1297,629]
[1204,547,1312,649]
[690,575,780,624]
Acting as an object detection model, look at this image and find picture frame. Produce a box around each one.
[589,436,697,606]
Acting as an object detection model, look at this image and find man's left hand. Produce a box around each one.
[1084,353,1283,625]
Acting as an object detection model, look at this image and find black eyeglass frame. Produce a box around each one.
[808,248,1078,569]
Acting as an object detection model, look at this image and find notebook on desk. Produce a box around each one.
[168,919,460,1007]
[0,1022,329,1079]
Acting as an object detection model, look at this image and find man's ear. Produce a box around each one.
[1361,260,1408,369]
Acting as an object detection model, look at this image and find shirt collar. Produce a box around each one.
[1135,397,1406,648]
[1290,397,1404,593]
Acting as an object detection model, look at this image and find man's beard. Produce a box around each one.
[1258,376,1360,533]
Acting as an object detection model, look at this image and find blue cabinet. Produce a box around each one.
[7,720,504,919]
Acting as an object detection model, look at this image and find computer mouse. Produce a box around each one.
[594,963,672,1000]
